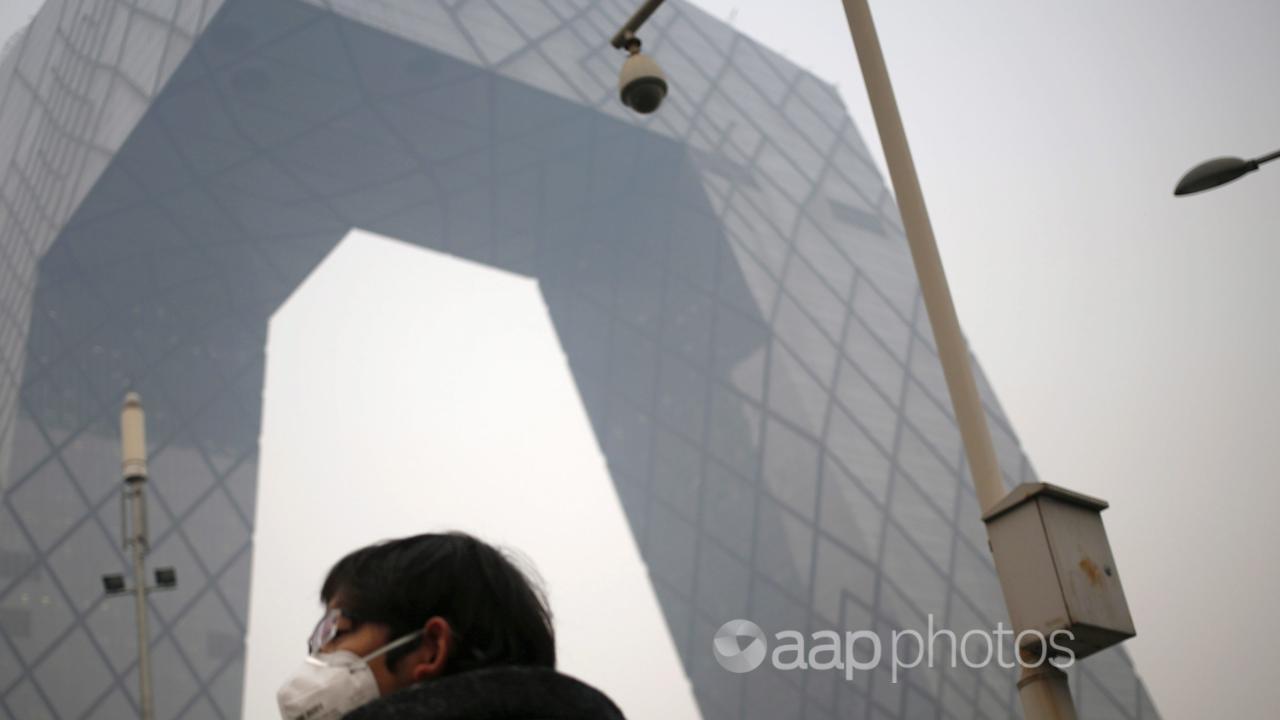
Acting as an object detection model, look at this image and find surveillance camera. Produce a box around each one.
[618,44,667,114]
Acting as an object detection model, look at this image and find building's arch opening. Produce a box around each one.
[244,229,701,719]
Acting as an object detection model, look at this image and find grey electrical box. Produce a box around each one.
[982,482,1135,660]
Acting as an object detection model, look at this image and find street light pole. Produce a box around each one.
[837,0,1006,513]
[100,394,179,718]
[120,392,155,720]
[837,1,1078,717]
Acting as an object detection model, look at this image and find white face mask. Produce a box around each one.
[276,631,422,720]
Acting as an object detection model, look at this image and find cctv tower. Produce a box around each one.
[0,0,1159,718]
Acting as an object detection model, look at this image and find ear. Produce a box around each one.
[409,616,453,682]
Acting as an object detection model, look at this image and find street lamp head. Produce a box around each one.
[1174,156,1259,196]
[618,38,667,114]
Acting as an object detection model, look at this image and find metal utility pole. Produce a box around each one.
[121,392,155,720]
[100,393,177,719]
[837,1,1079,717]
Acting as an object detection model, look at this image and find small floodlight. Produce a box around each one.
[102,574,126,595]
[154,567,177,589]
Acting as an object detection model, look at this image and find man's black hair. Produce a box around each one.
[320,532,556,673]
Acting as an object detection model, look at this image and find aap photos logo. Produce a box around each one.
[710,615,1077,683]
[713,619,767,673]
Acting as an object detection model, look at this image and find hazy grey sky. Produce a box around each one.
[4,1,1277,718]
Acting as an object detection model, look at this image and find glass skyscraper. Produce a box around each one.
[0,0,1160,717]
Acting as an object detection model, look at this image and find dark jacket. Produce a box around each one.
[343,665,627,720]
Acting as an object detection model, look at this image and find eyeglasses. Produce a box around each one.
[307,607,356,656]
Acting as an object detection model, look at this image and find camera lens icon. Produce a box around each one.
[713,619,767,674]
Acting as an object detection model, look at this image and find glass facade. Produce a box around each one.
[0,0,1160,718]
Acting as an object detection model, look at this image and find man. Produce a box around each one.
[277,532,626,720]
